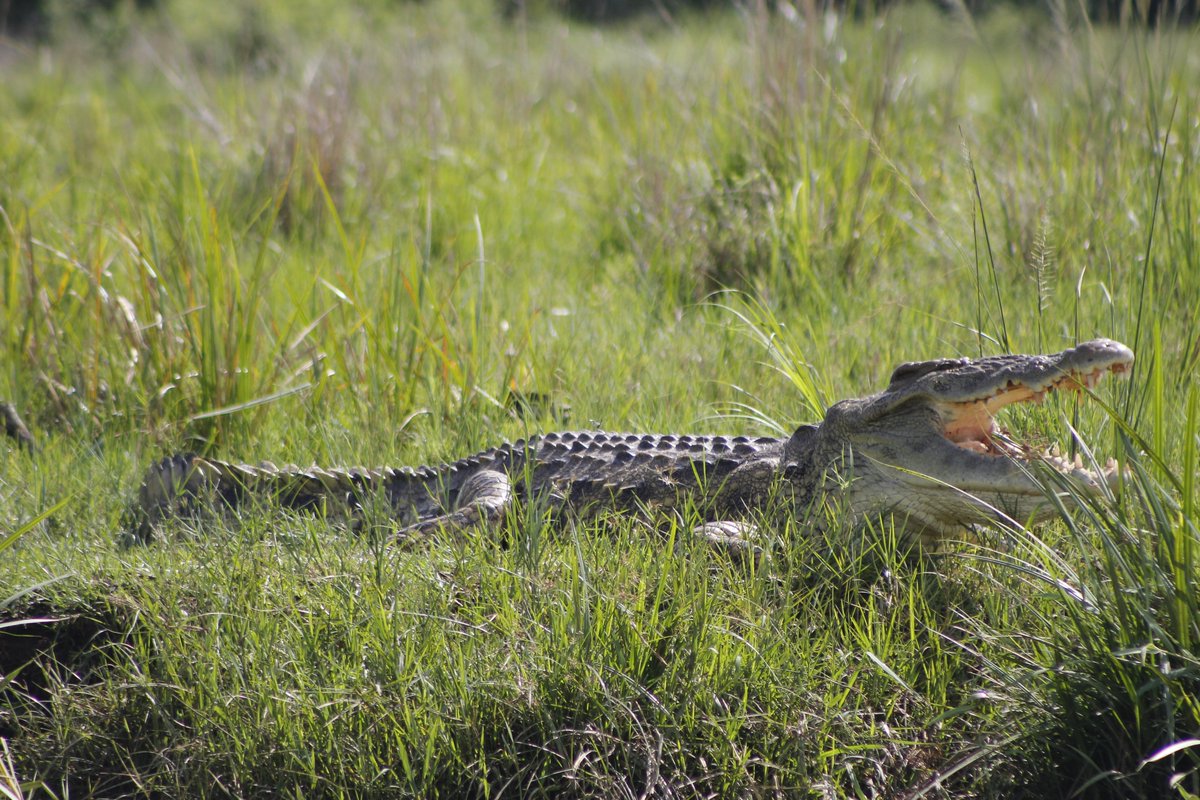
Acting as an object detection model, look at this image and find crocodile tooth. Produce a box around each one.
[1102,458,1122,484]
[1071,466,1098,486]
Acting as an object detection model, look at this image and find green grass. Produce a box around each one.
[1,0,1199,796]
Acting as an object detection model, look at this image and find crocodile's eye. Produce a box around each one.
[887,357,970,389]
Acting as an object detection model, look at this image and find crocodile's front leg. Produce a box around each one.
[692,520,763,565]
[396,469,512,543]
[689,457,795,565]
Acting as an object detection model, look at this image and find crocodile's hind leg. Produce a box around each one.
[396,469,512,544]
[127,453,235,543]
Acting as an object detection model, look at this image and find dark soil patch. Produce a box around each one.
[0,601,128,733]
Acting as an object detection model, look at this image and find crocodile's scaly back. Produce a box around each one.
[132,431,793,542]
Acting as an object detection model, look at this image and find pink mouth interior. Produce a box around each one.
[940,364,1127,459]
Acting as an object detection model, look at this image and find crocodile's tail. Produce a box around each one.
[126,454,378,543]
[126,454,238,543]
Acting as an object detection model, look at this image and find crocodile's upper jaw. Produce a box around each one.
[934,353,1129,477]
[825,338,1134,540]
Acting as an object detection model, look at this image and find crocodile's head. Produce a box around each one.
[810,338,1133,542]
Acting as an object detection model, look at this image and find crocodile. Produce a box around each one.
[130,338,1133,550]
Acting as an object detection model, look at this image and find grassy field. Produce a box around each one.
[2,0,1199,796]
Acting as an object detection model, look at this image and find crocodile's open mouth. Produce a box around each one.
[937,359,1131,483]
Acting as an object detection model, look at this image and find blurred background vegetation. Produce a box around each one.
[2,0,1196,40]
